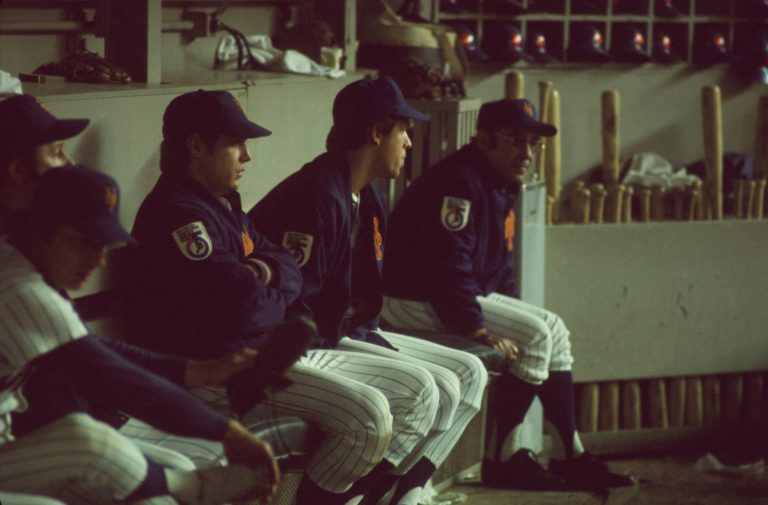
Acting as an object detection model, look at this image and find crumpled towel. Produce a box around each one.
[214,34,345,78]
[0,69,23,95]
[693,452,766,479]
[621,152,701,189]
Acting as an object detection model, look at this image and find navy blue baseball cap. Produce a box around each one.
[477,99,557,137]
[163,90,271,141]
[0,95,89,148]
[568,24,610,62]
[332,76,430,128]
[32,164,131,244]
[611,26,652,63]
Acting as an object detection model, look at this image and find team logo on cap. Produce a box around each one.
[523,101,533,117]
[232,96,244,112]
[172,221,212,261]
[35,99,51,113]
[104,186,117,213]
[282,231,314,267]
[441,197,471,231]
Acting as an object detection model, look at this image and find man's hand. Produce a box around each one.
[487,335,519,363]
[185,348,258,388]
[223,419,281,503]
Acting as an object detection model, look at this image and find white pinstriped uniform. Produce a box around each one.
[382,293,574,386]
[0,238,182,504]
[335,331,487,470]
[193,345,441,494]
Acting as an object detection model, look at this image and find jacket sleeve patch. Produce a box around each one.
[282,231,314,267]
[172,221,213,261]
[441,197,472,232]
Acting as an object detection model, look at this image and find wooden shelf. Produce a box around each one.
[430,0,764,64]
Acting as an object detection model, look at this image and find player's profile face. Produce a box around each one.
[42,225,108,291]
[375,119,412,180]
[484,128,536,184]
[197,134,251,196]
[35,140,74,175]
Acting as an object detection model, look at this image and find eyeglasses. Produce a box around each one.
[493,132,545,153]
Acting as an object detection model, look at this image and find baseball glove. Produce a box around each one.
[34,50,132,84]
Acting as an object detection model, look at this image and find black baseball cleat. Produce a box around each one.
[482,449,569,491]
[226,316,318,418]
[548,452,636,490]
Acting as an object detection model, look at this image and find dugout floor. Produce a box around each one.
[439,454,768,505]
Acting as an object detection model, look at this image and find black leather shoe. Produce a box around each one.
[549,452,636,490]
[482,449,569,491]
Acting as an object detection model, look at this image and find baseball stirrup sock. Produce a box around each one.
[124,458,168,501]
[389,457,436,505]
[537,370,577,459]
[494,371,538,461]
[296,461,395,505]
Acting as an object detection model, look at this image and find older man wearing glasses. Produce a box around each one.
[380,98,636,493]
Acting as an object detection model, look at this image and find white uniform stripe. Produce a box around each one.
[382,295,574,385]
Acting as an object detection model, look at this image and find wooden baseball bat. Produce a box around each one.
[651,185,667,221]
[546,195,555,225]
[579,383,600,433]
[545,90,562,205]
[701,86,723,219]
[589,183,607,224]
[639,188,652,222]
[571,187,591,224]
[602,91,621,185]
[569,181,585,222]
[692,179,705,220]
[703,375,721,425]
[605,184,623,223]
[505,71,525,100]
[754,95,768,181]
[535,81,553,181]
[672,187,684,220]
[622,184,634,223]
[685,376,704,426]
[722,374,743,424]
[621,380,642,430]
[667,377,687,427]
[599,382,620,431]
[742,373,764,424]
[753,179,766,219]
[746,181,757,220]
[735,179,747,218]
[647,378,669,429]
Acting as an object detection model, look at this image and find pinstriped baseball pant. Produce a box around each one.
[0,413,177,505]
[382,293,574,385]
[192,347,440,494]
[336,332,487,471]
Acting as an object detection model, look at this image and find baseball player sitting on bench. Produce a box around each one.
[0,95,86,235]
[381,98,636,492]
[249,76,488,505]
[127,89,443,505]
[0,94,265,469]
[0,165,279,504]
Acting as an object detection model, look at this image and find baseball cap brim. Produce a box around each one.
[77,218,133,244]
[517,119,557,137]
[39,118,90,144]
[223,118,271,139]
[393,103,430,122]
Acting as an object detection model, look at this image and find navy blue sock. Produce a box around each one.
[389,457,436,504]
[537,370,577,459]
[124,457,167,502]
[492,371,538,461]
